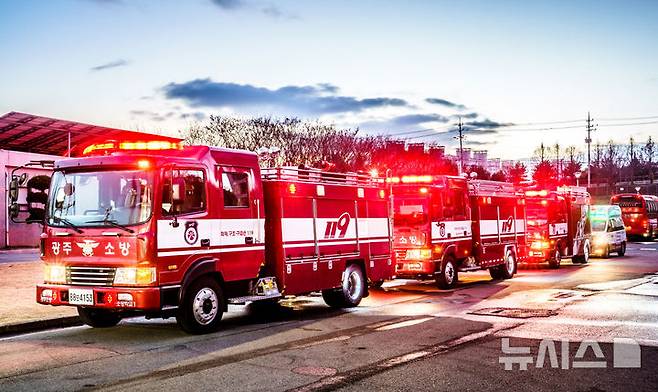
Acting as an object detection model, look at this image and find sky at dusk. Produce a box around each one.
[1,0,657,159]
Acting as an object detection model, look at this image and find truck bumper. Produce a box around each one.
[395,260,435,277]
[36,284,161,311]
[525,251,548,262]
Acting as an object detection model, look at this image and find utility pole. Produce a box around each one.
[630,136,635,185]
[455,117,465,174]
[585,112,595,188]
[554,143,561,181]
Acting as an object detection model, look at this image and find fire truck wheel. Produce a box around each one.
[177,277,224,334]
[322,264,365,308]
[498,252,516,279]
[548,247,562,269]
[574,241,591,264]
[77,307,121,328]
[618,242,626,257]
[435,256,458,289]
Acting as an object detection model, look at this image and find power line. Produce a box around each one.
[597,120,658,127]
[598,115,658,122]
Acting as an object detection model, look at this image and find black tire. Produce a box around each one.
[618,241,626,257]
[548,247,562,269]
[602,244,610,259]
[177,276,224,334]
[77,307,121,328]
[489,266,503,280]
[323,264,365,308]
[370,280,384,289]
[321,289,344,307]
[572,241,590,264]
[435,255,458,289]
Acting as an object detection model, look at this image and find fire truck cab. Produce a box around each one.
[37,142,394,334]
[524,186,592,268]
[392,175,526,289]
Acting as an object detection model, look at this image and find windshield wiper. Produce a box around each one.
[85,219,135,234]
[52,217,83,233]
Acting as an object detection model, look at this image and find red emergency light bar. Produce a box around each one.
[83,140,183,156]
[525,190,549,197]
[386,175,433,184]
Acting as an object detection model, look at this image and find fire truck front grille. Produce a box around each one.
[66,266,116,286]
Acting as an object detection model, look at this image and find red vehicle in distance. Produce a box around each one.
[524,186,592,268]
[610,193,658,239]
[391,175,526,289]
[37,141,394,334]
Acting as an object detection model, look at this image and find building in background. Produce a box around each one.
[1,111,181,248]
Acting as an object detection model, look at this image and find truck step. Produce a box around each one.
[228,293,282,305]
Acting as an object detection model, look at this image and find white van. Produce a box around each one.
[589,205,627,258]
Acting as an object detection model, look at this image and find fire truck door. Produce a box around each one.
[217,166,264,280]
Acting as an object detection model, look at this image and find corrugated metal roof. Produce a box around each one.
[0,111,182,157]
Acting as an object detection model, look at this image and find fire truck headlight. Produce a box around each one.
[44,265,66,284]
[405,248,432,260]
[530,241,550,250]
[114,267,156,285]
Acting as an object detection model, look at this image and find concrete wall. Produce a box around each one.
[1,150,60,248]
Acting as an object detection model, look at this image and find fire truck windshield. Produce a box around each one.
[394,199,429,226]
[47,170,153,228]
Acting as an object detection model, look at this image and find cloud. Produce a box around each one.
[464,140,491,146]
[210,0,298,19]
[211,0,243,9]
[452,112,478,119]
[90,59,129,72]
[463,119,513,130]
[180,112,207,121]
[162,78,408,115]
[358,113,449,135]
[426,98,466,110]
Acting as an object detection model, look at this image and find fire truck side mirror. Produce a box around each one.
[166,165,180,228]
[9,178,19,202]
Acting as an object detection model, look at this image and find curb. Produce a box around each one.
[0,316,82,338]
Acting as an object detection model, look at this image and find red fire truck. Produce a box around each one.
[36,142,394,334]
[391,175,527,289]
[524,186,592,268]
[610,193,658,239]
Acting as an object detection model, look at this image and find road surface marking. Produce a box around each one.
[375,317,433,331]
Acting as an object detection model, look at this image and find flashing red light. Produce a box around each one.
[525,190,548,197]
[82,140,183,155]
[137,159,151,169]
[419,187,429,194]
[401,175,433,183]
[386,177,401,183]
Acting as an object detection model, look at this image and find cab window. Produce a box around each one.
[162,169,206,215]
[443,188,468,221]
[221,170,250,208]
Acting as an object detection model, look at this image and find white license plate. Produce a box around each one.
[69,288,94,305]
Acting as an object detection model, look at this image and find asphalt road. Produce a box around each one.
[1,241,657,392]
